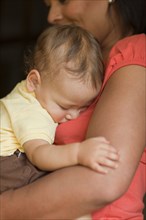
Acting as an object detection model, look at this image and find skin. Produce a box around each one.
[45,0,125,60]
[24,69,119,173]
[26,69,100,123]
[0,0,145,219]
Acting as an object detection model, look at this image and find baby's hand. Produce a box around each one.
[78,137,119,174]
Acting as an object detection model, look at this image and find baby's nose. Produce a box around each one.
[65,111,80,120]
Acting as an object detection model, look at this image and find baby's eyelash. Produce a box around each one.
[59,105,68,110]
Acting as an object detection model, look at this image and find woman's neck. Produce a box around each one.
[101,29,133,64]
[101,38,118,64]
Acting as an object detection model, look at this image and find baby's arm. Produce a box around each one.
[23,139,79,171]
[23,137,119,173]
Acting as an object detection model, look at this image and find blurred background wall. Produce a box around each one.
[0,0,145,218]
[0,0,48,98]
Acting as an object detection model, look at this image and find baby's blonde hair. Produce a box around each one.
[26,25,104,89]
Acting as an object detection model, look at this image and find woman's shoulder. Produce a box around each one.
[104,34,146,83]
[115,33,145,47]
[110,34,145,65]
[112,33,145,54]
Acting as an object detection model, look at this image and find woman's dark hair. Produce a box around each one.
[114,0,146,34]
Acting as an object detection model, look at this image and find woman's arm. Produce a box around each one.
[87,65,145,196]
[1,65,145,219]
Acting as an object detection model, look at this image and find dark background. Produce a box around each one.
[0,0,145,218]
[0,0,48,98]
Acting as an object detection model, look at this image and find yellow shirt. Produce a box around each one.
[0,80,58,156]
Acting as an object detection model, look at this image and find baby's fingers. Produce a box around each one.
[99,157,119,169]
[91,163,109,174]
[106,150,119,161]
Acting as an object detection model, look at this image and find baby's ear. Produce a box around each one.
[26,69,41,92]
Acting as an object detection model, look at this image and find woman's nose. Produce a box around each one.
[47,3,63,24]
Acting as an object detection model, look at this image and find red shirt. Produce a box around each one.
[55,34,146,163]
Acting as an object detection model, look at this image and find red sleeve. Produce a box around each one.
[103,34,146,87]
[55,34,146,145]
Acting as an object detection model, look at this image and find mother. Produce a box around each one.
[1,0,146,219]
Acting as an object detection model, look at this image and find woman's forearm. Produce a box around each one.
[2,154,142,220]
[0,165,120,219]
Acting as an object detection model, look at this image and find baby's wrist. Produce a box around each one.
[72,142,80,165]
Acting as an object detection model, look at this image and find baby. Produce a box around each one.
[0,25,119,195]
